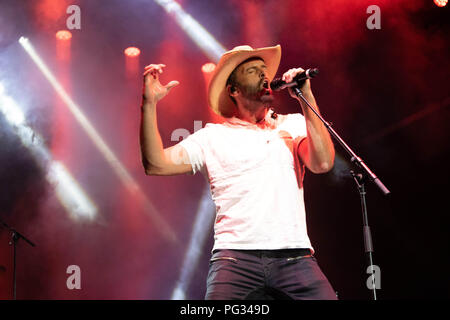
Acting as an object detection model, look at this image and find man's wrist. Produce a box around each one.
[296,90,314,104]
[300,88,314,98]
[141,98,156,111]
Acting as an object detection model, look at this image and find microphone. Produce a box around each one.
[270,68,319,91]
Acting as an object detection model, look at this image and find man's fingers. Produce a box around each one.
[145,67,162,75]
[144,63,165,69]
[145,63,166,71]
[143,64,175,88]
[143,69,158,81]
[282,67,306,83]
[143,64,168,81]
[164,80,180,91]
[283,73,293,83]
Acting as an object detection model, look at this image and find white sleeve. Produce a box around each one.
[286,113,307,140]
[177,129,206,175]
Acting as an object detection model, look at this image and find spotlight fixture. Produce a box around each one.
[434,0,448,7]
[201,62,216,73]
[124,46,141,57]
[56,30,72,41]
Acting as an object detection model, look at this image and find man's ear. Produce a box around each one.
[227,84,239,97]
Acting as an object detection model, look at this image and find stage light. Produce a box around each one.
[171,187,215,299]
[56,30,72,41]
[153,2,228,296]
[19,37,176,241]
[200,63,222,123]
[201,62,216,92]
[124,47,140,78]
[0,82,97,220]
[124,46,141,57]
[434,0,448,7]
[47,161,97,220]
[56,30,72,62]
[0,91,25,126]
[201,62,216,73]
[154,0,226,62]
[19,36,138,191]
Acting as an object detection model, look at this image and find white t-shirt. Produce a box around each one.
[178,109,314,253]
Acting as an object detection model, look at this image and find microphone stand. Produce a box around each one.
[292,86,390,300]
[0,218,36,300]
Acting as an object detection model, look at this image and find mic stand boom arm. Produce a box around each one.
[292,87,390,195]
[291,86,390,300]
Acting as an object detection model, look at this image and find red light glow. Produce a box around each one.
[434,0,447,7]
[124,47,141,57]
[56,30,72,41]
[201,62,216,73]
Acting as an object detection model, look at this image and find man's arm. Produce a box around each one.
[283,68,335,174]
[140,64,193,176]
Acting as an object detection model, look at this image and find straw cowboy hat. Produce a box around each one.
[208,45,281,118]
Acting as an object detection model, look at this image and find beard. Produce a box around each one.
[240,79,274,106]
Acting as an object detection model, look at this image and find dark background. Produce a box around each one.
[0,0,449,299]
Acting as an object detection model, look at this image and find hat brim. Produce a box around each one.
[208,45,281,118]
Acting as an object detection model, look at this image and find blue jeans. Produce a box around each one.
[205,249,338,300]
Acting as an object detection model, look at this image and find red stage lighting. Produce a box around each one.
[56,30,71,61]
[124,47,141,57]
[201,62,216,73]
[434,0,447,7]
[200,62,222,123]
[201,62,216,85]
[55,30,72,41]
[124,47,141,78]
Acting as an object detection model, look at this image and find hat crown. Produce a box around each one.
[227,45,254,54]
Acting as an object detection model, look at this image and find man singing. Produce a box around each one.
[140,45,337,300]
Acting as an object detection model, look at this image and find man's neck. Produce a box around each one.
[236,104,268,124]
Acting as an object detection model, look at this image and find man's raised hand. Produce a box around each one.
[142,64,179,105]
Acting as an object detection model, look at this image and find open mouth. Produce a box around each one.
[261,80,272,96]
[261,80,271,95]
